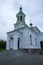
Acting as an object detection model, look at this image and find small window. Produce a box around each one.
[20,16,22,20]
[30,35,32,45]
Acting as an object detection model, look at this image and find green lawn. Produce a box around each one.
[0,48,5,52]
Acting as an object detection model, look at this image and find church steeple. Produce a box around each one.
[20,6,22,12]
[14,7,26,29]
[16,6,25,23]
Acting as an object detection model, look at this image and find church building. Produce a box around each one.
[6,7,43,53]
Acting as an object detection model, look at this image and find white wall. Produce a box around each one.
[19,27,41,49]
[6,27,42,50]
[37,33,43,48]
[6,31,22,50]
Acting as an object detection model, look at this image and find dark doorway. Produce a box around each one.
[40,41,43,50]
[18,38,20,49]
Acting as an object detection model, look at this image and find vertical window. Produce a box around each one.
[30,35,32,45]
[20,16,22,20]
[35,38,37,46]
[18,16,19,21]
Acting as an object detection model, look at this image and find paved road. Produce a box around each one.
[0,50,43,65]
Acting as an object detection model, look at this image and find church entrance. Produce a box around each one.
[18,38,20,49]
[40,41,43,50]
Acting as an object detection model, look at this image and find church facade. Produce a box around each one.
[6,7,43,53]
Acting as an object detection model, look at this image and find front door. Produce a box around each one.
[40,41,43,50]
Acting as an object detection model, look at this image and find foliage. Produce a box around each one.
[0,40,6,49]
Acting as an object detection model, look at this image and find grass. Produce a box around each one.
[0,48,5,52]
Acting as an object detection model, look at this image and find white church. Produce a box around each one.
[6,7,43,53]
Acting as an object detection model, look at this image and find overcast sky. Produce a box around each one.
[0,0,43,40]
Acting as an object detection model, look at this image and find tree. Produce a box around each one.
[0,40,6,49]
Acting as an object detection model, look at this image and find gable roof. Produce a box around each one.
[31,26,41,33]
[7,24,41,34]
[7,29,23,34]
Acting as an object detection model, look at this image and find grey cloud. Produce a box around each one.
[0,0,43,40]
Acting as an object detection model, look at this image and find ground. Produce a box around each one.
[0,50,43,65]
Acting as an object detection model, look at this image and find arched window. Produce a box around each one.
[30,35,32,45]
[20,16,22,20]
[35,38,37,46]
[18,16,19,21]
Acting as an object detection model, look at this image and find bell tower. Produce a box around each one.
[14,6,26,29]
[16,6,25,23]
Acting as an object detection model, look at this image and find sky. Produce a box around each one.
[0,0,43,40]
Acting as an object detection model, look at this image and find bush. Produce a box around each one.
[0,40,6,49]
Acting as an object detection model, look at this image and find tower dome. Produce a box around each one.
[29,20,33,27]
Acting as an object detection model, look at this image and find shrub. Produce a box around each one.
[0,40,6,49]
